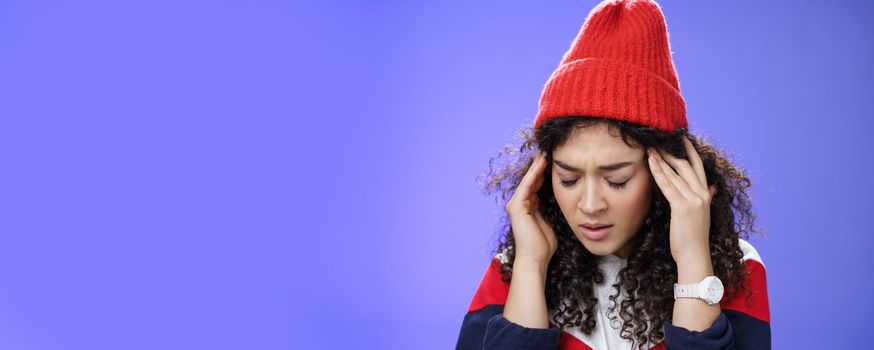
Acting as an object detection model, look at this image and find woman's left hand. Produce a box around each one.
[647,136,718,264]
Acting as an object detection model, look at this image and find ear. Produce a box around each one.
[708,184,718,197]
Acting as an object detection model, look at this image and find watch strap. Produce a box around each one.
[674,282,698,298]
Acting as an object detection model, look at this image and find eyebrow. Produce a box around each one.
[553,159,634,173]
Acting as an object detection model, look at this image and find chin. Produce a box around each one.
[583,244,618,257]
[574,234,619,257]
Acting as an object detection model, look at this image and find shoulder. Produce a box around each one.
[738,237,765,269]
[464,250,511,314]
[720,237,770,324]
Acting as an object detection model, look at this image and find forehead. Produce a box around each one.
[553,124,640,161]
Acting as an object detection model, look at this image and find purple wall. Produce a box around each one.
[0,0,870,348]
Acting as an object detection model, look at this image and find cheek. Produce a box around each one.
[616,178,652,217]
[551,179,576,215]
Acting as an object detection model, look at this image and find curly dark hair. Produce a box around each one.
[478,116,766,349]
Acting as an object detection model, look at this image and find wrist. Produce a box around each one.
[675,254,714,284]
[513,258,549,276]
[673,245,710,266]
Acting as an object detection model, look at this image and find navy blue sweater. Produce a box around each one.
[455,239,770,349]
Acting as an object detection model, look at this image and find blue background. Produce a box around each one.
[0,0,871,348]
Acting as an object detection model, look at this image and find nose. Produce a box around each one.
[577,180,607,214]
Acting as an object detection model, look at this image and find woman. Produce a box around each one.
[455,1,770,349]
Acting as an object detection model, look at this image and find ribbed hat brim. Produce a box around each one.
[534,57,687,132]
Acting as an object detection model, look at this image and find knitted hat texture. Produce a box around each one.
[533,0,687,132]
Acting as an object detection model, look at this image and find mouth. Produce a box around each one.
[579,224,613,240]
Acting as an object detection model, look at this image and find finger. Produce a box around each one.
[532,159,546,190]
[651,148,697,202]
[534,209,556,243]
[518,152,543,190]
[683,136,708,188]
[647,149,684,203]
[516,152,547,197]
[656,147,705,193]
[531,152,549,191]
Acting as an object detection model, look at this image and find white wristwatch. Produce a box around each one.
[674,276,724,305]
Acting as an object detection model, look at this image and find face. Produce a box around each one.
[550,124,652,259]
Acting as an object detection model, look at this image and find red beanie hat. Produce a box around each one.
[533,0,687,133]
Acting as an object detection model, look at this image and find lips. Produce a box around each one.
[581,223,611,230]
[579,224,613,240]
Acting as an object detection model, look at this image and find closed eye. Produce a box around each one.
[559,179,628,189]
[609,181,628,189]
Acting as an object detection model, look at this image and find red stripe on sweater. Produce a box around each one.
[466,257,509,313]
[559,332,590,349]
[719,259,770,324]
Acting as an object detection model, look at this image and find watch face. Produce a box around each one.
[704,276,724,303]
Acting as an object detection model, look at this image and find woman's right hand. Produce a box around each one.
[504,151,558,265]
